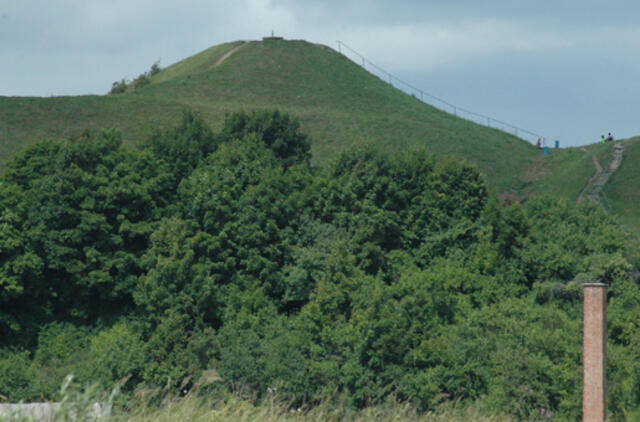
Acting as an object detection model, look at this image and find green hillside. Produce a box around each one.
[605,137,640,234]
[0,38,637,226]
[148,41,245,84]
[1,39,539,193]
[528,142,614,201]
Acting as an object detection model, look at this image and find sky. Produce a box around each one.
[1,0,639,147]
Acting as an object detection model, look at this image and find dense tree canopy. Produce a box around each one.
[0,130,170,345]
[1,110,639,420]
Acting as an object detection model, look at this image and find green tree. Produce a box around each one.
[221,110,311,167]
[142,110,218,187]
[109,79,128,94]
[0,131,169,346]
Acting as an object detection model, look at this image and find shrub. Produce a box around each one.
[29,323,92,399]
[33,323,90,368]
[149,60,161,76]
[0,349,35,401]
[133,61,161,91]
[86,321,145,389]
[133,73,151,90]
[141,312,218,391]
[110,78,128,94]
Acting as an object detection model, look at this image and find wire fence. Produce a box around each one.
[335,40,546,145]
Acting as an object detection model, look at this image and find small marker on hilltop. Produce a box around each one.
[263,30,283,41]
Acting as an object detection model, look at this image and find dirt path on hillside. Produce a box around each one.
[577,155,603,204]
[208,41,248,70]
[578,143,624,205]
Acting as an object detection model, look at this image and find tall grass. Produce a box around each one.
[0,373,516,422]
[123,394,515,422]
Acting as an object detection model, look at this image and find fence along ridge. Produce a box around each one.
[335,40,545,144]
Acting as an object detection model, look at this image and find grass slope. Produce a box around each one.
[529,142,614,201]
[604,137,640,234]
[142,40,541,192]
[148,41,245,84]
[1,39,538,193]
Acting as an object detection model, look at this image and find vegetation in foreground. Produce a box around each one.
[2,379,518,422]
[1,110,640,421]
[121,398,516,422]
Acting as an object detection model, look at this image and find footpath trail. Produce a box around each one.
[577,155,603,204]
[578,143,625,205]
[208,41,248,69]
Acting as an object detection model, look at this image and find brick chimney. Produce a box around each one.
[583,283,607,421]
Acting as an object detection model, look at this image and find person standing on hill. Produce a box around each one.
[600,135,606,143]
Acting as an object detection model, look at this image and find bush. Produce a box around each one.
[85,321,145,389]
[133,73,151,89]
[0,349,35,401]
[29,323,92,399]
[110,78,128,94]
[33,323,90,368]
[141,312,218,391]
[132,61,161,91]
[149,60,161,76]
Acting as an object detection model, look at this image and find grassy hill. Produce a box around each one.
[1,39,539,193]
[0,38,637,224]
